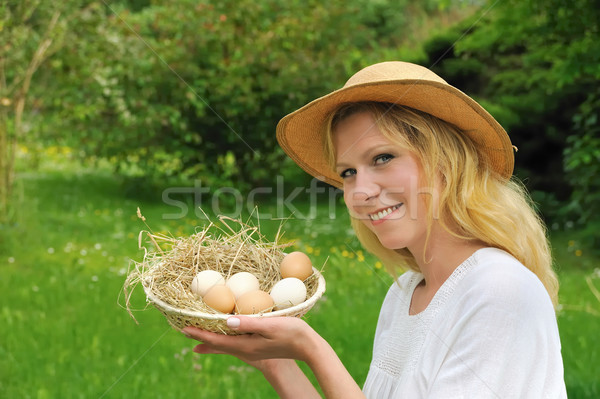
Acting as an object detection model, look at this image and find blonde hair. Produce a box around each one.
[324,102,559,306]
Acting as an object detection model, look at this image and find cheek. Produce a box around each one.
[343,191,361,219]
[343,188,375,222]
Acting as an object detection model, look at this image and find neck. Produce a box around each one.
[409,226,485,292]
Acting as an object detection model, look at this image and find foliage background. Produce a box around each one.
[1,0,599,397]
[3,0,598,238]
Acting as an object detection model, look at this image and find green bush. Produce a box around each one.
[563,92,600,250]
[16,1,470,195]
[36,1,384,191]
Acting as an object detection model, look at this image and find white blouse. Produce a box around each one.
[362,248,567,398]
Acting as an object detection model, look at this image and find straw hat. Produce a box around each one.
[276,61,514,189]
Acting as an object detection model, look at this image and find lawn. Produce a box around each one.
[1,164,598,398]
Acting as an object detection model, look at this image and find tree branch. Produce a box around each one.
[8,10,62,196]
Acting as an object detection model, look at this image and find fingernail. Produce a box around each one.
[226,317,240,329]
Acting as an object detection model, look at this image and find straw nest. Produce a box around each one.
[123,213,326,335]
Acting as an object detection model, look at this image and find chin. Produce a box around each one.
[377,237,408,251]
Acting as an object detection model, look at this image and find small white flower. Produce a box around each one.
[47,247,55,254]
[8,257,15,263]
[80,249,87,256]
[94,243,102,250]
[565,221,574,229]
[32,285,39,292]
[91,275,99,282]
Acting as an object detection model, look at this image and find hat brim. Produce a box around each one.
[276,79,513,189]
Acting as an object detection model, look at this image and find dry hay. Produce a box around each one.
[123,211,326,335]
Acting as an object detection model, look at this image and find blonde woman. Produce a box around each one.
[183,62,566,398]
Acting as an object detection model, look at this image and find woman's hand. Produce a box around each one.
[183,316,324,398]
[182,316,315,369]
[183,316,365,399]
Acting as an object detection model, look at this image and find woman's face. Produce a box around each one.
[333,111,435,253]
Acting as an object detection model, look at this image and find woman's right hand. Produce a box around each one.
[183,317,324,398]
[182,316,316,367]
[183,316,365,399]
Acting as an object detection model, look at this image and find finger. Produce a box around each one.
[193,344,227,355]
[181,317,273,339]
[226,315,273,335]
[183,326,252,351]
[182,326,220,342]
[229,315,309,339]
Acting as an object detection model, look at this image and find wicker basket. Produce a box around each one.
[143,266,326,335]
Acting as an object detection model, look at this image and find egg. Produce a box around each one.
[226,272,260,300]
[235,290,274,314]
[269,277,307,310]
[202,284,235,313]
[280,251,313,281]
[191,270,225,298]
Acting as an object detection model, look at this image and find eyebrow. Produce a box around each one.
[335,143,397,169]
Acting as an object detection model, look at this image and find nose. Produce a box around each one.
[348,170,380,203]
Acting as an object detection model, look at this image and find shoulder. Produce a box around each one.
[467,248,547,295]
[453,247,555,320]
[422,248,565,397]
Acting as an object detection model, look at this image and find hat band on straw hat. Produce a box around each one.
[276,61,514,189]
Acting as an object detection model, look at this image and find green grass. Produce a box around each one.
[1,166,599,398]
[551,229,600,398]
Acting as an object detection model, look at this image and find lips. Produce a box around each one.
[369,203,403,221]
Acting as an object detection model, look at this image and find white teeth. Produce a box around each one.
[370,204,401,221]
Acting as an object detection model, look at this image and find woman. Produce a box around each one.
[183,62,566,398]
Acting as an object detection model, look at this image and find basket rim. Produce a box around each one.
[143,267,326,320]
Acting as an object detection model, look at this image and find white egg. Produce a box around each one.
[191,270,225,298]
[269,277,307,310]
[226,272,260,300]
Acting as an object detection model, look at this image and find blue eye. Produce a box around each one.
[374,154,394,165]
[339,168,356,179]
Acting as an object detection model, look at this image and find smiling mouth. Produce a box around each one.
[369,204,403,221]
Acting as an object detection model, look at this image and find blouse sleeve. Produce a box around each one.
[421,260,566,398]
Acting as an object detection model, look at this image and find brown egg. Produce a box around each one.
[280,251,313,281]
[203,284,235,314]
[235,290,274,315]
